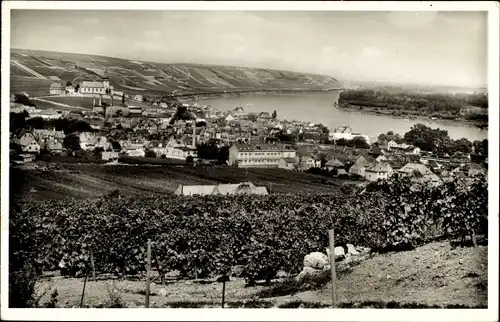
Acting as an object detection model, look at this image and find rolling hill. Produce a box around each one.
[10,48,342,98]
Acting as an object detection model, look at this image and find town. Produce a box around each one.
[9,74,488,190]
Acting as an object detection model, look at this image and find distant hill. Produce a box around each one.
[10,48,342,98]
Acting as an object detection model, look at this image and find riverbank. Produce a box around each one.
[176,88,344,100]
[337,103,488,130]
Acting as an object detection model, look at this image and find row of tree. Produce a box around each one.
[338,89,488,117]
[379,124,488,155]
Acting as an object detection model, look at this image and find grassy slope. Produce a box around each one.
[10,48,341,98]
[35,241,487,308]
[274,241,487,307]
[10,163,349,201]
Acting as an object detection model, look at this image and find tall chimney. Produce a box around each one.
[192,121,196,148]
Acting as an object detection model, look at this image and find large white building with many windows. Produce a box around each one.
[228,143,297,168]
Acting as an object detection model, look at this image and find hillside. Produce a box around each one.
[9,163,353,201]
[10,48,342,98]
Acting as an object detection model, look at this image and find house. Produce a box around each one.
[79,76,113,95]
[349,164,367,177]
[398,163,442,185]
[28,109,62,120]
[15,132,41,154]
[33,128,65,143]
[453,163,487,178]
[427,160,443,172]
[129,106,142,116]
[102,151,119,161]
[278,157,297,170]
[347,155,373,177]
[124,147,145,157]
[174,182,268,196]
[364,162,393,181]
[228,143,297,168]
[328,126,370,144]
[79,132,97,151]
[450,152,471,165]
[49,83,65,95]
[65,84,76,94]
[46,140,64,155]
[299,156,321,171]
[325,157,344,171]
[105,106,130,117]
[133,94,143,102]
[14,154,36,164]
[92,136,112,151]
[258,112,272,120]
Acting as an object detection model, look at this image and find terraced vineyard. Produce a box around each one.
[10,48,342,98]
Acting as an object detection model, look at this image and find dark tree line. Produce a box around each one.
[338,89,488,118]
[402,123,486,155]
[10,112,93,135]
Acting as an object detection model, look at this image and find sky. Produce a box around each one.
[10,10,487,87]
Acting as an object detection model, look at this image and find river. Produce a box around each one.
[199,92,488,141]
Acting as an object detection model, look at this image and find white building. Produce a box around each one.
[228,143,297,168]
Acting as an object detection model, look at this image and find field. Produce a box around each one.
[10,48,341,98]
[34,241,487,308]
[10,163,351,201]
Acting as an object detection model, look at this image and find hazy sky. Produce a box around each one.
[11,10,487,87]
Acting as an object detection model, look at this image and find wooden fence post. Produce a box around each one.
[80,273,88,308]
[90,249,96,281]
[328,229,337,308]
[145,239,151,308]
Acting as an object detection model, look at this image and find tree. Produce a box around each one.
[67,120,92,134]
[186,155,194,164]
[453,138,472,154]
[336,138,348,146]
[350,136,370,149]
[110,141,122,152]
[75,84,80,93]
[93,147,104,158]
[63,133,81,151]
[10,112,28,133]
[403,123,451,153]
[378,131,404,144]
[275,130,296,143]
[26,117,44,130]
[272,110,277,119]
[218,145,230,164]
[473,139,488,155]
[197,141,219,160]
[145,150,157,158]
[247,113,258,123]
[122,93,125,105]
[14,93,36,107]
[10,142,22,154]
[66,81,73,87]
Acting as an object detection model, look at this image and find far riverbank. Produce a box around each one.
[176,88,344,100]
